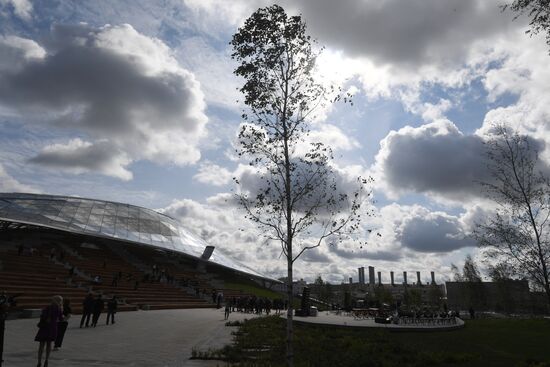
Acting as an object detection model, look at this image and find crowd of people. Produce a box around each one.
[80,293,118,327]
[220,294,288,320]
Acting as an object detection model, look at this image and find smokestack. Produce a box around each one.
[358,267,365,285]
[368,266,375,285]
[390,271,395,286]
[403,271,407,285]
[417,271,421,285]
[431,271,436,285]
[377,271,382,285]
[349,277,353,284]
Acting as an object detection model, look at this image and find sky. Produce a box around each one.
[1,0,549,284]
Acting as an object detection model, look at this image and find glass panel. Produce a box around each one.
[127,218,139,233]
[139,219,158,234]
[127,230,140,243]
[114,216,128,238]
[101,215,115,235]
[139,232,152,244]
[85,214,103,232]
[116,205,129,218]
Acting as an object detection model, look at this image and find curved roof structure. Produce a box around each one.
[0,193,271,280]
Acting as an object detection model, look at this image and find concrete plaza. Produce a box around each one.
[3,308,250,367]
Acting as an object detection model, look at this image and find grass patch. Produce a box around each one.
[218,316,550,367]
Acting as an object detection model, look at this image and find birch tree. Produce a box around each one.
[231,5,370,366]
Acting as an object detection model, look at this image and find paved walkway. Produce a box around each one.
[3,308,252,367]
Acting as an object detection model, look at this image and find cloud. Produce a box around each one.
[29,139,133,181]
[0,0,32,21]
[159,196,479,282]
[285,0,518,69]
[305,124,361,152]
[0,163,38,192]
[477,30,550,165]
[193,161,233,186]
[0,36,45,72]
[0,23,208,179]
[373,120,491,201]
[396,207,476,252]
[329,244,402,261]
[381,203,476,253]
[182,0,525,99]
[299,248,331,263]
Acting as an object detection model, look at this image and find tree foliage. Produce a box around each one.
[475,125,550,309]
[451,254,482,282]
[231,5,370,366]
[503,0,550,51]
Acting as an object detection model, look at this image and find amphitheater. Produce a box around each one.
[0,193,281,366]
[0,192,278,314]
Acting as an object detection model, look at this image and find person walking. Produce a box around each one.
[91,295,104,327]
[224,302,230,320]
[80,293,94,328]
[35,295,63,367]
[53,298,72,350]
[106,296,117,325]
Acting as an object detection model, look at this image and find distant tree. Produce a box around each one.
[231,5,370,366]
[451,254,482,282]
[451,254,484,308]
[487,262,517,282]
[503,0,550,51]
[475,125,550,310]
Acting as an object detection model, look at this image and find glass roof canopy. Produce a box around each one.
[0,193,272,281]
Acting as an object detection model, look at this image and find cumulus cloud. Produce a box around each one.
[381,203,476,253]
[285,0,517,68]
[373,120,491,201]
[396,208,476,252]
[0,0,32,21]
[0,23,208,179]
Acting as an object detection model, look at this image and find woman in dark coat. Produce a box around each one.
[35,295,63,367]
[54,298,72,350]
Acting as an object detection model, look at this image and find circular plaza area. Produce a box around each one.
[291,311,464,331]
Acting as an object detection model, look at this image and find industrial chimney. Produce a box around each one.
[368,266,375,286]
[431,271,436,285]
[403,271,407,285]
[358,267,365,285]
[417,271,421,285]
